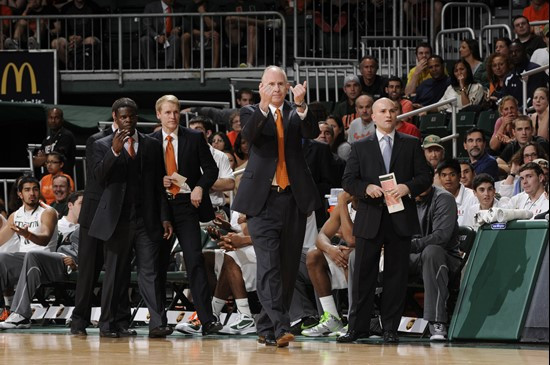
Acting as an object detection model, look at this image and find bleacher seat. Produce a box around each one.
[419,113,449,138]
[477,109,499,138]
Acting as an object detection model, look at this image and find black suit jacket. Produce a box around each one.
[142,1,184,38]
[232,101,322,216]
[78,127,113,229]
[88,132,170,242]
[342,131,432,239]
[150,127,219,222]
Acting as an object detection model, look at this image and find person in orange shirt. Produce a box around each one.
[523,0,549,35]
[39,152,74,205]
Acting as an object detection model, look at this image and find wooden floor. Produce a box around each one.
[1,328,548,365]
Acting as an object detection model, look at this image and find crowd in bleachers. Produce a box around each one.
[0,0,548,343]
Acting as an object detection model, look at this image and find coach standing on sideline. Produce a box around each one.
[338,97,432,344]
[232,66,321,347]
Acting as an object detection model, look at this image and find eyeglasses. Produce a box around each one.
[523,153,538,159]
[46,161,61,164]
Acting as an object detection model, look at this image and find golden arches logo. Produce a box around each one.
[1,62,37,95]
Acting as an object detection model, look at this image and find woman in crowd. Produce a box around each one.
[494,37,512,57]
[438,59,485,113]
[460,39,488,88]
[530,87,549,141]
[489,95,520,154]
[234,132,249,168]
[211,131,233,153]
[325,115,351,161]
[226,111,241,147]
[485,52,511,105]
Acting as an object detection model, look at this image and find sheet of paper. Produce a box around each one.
[379,172,404,213]
[170,172,191,193]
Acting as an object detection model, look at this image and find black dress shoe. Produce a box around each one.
[118,328,137,337]
[336,330,370,343]
[149,326,173,338]
[257,333,276,346]
[99,330,119,338]
[202,320,222,335]
[70,327,87,336]
[383,330,399,343]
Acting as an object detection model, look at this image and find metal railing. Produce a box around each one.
[0,11,285,84]
[397,97,459,157]
[480,24,513,58]
[521,64,550,114]
[435,27,476,62]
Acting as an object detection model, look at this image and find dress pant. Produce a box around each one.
[349,209,411,333]
[71,226,104,330]
[139,34,182,68]
[168,194,215,325]
[247,189,307,338]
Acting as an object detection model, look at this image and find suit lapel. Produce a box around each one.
[282,102,291,140]
[389,132,403,172]
[178,127,188,175]
[369,134,386,173]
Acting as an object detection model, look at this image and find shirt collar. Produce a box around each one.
[268,104,284,117]
[376,128,395,142]
[162,126,179,141]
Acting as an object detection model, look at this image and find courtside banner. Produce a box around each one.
[0,50,57,104]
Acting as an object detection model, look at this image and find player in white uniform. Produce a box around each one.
[0,177,58,326]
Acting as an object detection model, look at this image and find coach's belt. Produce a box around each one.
[166,192,190,201]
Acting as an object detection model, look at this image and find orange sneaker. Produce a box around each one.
[0,308,11,322]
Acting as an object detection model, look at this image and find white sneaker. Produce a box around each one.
[328,324,348,337]
[302,311,344,337]
[175,312,202,335]
[0,312,31,329]
[429,322,447,341]
[219,313,256,335]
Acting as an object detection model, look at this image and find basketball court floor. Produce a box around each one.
[1,327,548,365]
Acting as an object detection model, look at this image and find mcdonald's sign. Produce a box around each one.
[0,50,57,104]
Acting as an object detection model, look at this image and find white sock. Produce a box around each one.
[319,296,339,319]
[3,296,13,307]
[235,298,252,317]
[212,297,225,317]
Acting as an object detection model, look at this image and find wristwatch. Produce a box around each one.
[294,100,306,108]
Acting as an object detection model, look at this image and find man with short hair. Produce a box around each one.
[0,176,58,327]
[149,95,221,337]
[232,66,321,347]
[437,159,478,226]
[33,107,76,176]
[462,173,511,229]
[237,88,254,107]
[422,134,445,185]
[0,191,83,330]
[338,97,432,344]
[333,75,362,130]
[409,184,462,341]
[57,191,83,239]
[509,162,549,216]
[460,161,476,190]
[463,128,499,180]
[497,116,549,172]
[413,56,451,108]
[405,42,433,97]
[358,55,387,99]
[89,97,174,338]
[512,15,546,57]
[386,76,414,118]
[50,175,72,217]
[347,94,375,143]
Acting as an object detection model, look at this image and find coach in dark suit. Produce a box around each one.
[338,97,432,343]
[70,106,118,336]
[140,0,184,68]
[150,95,222,336]
[232,66,321,347]
[89,98,173,338]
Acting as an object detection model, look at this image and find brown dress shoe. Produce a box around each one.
[276,332,295,347]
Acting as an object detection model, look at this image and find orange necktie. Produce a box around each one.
[165,135,179,195]
[165,6,173,35]
[127,137,136,159]
[275,109,289,189]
